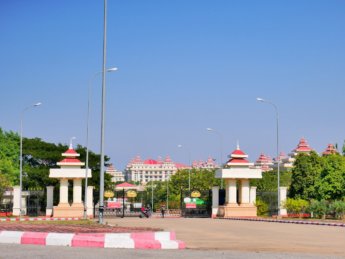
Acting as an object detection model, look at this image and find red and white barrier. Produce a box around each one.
[0,217,81,222]
[0,230,185,250]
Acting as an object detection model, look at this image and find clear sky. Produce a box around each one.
[1,1,345,170]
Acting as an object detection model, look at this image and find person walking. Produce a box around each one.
[160,205,165,218]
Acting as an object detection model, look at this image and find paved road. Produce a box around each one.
[105,217,345,257]
[0,244,341,259]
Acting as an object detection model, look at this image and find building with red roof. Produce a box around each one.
[106,164,125,183]
[279,138,314,169]
[125,155,190,184]
[322,144,338,156]
[254,153,273,172]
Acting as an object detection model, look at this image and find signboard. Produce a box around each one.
[107,202,121,208]
[127,190,137,198]
[186,203,197,209]
[191,191,201,198]
[133,203,142,209]
[184,197,191,203]
[104,190,114,198]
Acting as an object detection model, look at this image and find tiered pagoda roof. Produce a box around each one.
[322,144,338,155]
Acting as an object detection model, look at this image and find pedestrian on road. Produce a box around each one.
[160,205,165,218]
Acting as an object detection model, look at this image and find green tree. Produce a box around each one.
[315,154,345,200]
[0,172,10,201]
[251,169,292,191]
[289,152,323,200]
[0,128,20,184]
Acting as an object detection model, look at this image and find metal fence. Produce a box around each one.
[257,191,278,216]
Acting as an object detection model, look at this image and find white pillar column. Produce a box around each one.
[212,186,219,218]
[73,179,82,204]
[87,186,94,217]
[46,186,54,216]
[279,187,288,216]
[250,186,257,205]
[228,179,237,205]
[240,179,250,204]
[59,179,69,204]
[12,186,20,216]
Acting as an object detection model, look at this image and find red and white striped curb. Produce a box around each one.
[0,231,185,249]
[0,217,81,222]
[217,217,345,227]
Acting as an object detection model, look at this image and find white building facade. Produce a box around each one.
[125,156,189,184]
[106,164,125,183]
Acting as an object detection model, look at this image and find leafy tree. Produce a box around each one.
[0,173,10,201]
[0,128,19,184]
[283,198,309,216]
[309,199,329,219]
[315,154,345,200]
[21,137,112,205]
[289,152,323,200]
[251,169,291,191]
[329,200,345,220]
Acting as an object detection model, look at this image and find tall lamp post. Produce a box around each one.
[84,67,117,220]
[19,102,42,217]
[177,144,191,193]
[99,0,108,224]
[151,180,154,211]
[206,127,224,189]
[256,97,280,216]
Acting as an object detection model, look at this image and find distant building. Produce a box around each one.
[125,155,189,184]
[192,157,219,169]
[279,138,314,170]
[322,143,338,156]
[106,164,125,183]
[254,153,273,172]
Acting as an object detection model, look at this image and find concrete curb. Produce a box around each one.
[0,231,185,250]
[217,217,345,227]
[0,217,81,222]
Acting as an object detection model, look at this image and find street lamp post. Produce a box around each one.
[151,180,154,211]
[19,102,42,218]
[206,128,224,189]
[177,144,191,193]
[84,67,117,220]
[256,97,280,216]
[99,0,108,224]
[166,175,169,210]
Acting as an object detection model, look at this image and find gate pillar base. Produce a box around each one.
[218,204,257,217]
[53,203,83,218]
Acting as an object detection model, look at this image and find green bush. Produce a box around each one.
[283,198,309,216]
[309,200,329,219]
[255,198,269,216]
[329,200,345,220]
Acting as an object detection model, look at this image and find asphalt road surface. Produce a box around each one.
[0,244,341,259]
[106,217,345,257]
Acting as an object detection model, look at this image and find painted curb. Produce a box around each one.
[0,217,81,222]
[216,217,345,227]
[0,231,185,250]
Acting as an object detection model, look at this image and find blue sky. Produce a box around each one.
[1,1,345,169]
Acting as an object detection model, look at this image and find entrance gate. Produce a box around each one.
[26,189,45,217]
[181,190,212,218]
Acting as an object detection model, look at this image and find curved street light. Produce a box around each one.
[19,102,42,217]
[177,144,192,193]
[256,97,281,216]
[206,127,224,189]
[84,67,118,220]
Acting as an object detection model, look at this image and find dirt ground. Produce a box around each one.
[106,217,345,257]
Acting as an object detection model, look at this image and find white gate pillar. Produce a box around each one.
[87,186,94,217]
[46,186,54,216]
[279,187,288,216]
[212,186,219,218]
